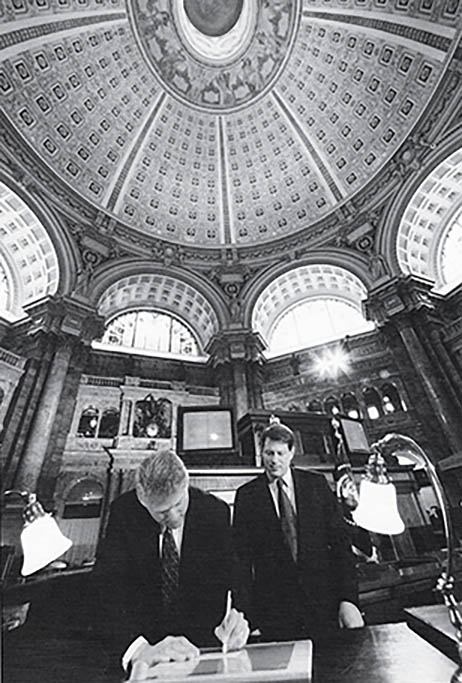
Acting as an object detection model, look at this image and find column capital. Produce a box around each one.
[364,274,441,326]
[19,295,105,345]
[205,329,267,367]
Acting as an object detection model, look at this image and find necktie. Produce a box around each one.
[161,527,180,618]
[277,479,298,563]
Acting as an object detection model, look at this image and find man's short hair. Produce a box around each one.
[260,423,295,450]
[136,449,188,502]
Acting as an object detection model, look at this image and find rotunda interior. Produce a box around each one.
[1,0,462,660]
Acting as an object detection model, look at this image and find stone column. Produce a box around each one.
[206,329,266,419]
[365,275,462,455]
[5,296,104,496]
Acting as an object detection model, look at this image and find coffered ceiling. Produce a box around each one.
[1,0,460,254]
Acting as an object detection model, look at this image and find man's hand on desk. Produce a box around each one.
[129,636,199,680]
[214,608,250,651]
[338,601,365,629]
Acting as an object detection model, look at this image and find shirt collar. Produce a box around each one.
[266,468,293,488]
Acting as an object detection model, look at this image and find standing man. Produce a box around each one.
[93,449,248,677]
[233,422,364,642]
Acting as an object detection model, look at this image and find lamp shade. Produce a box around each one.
[20,514,72,576]
[352,479,405,535]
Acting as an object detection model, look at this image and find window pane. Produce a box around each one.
[101,310,201,358]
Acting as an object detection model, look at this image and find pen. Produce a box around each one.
[222,590,232,655]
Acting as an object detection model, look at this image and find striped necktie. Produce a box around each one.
[277,478,298,563]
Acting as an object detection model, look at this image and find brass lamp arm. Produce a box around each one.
[372,434,462,683]
[371,434,454,579]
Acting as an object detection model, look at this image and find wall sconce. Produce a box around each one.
[4,490,72,576]
[353,434,462,682]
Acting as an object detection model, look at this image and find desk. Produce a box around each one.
[3,623,455,683]
[405,604,459,663]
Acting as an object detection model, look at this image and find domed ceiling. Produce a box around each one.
[0,0,460,252]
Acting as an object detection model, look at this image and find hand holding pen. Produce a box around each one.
[214,590,250,654]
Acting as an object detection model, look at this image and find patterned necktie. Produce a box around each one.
[161,527,180,618]
[277,478,298,563]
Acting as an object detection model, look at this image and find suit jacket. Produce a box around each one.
[92,487,231,656]
[233,468,359,640]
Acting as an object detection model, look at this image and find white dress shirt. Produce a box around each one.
[122,522,184,671]
[267,468,297,516]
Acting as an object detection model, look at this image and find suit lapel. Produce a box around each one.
[293,469,316,563]
[256,474,280,530]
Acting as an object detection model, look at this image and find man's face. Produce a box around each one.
[139,481,189,529]
[262,438,294,481]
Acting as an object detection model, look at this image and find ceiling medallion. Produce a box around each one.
[183,0,243,37]
[129,0,299,111]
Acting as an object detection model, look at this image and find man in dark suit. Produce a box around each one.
[93,449,248,677]
[233,422,364,642]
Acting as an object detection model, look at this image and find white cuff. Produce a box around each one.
[122,635,148,671]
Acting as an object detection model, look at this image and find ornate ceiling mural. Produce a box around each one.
[0,0,461,254]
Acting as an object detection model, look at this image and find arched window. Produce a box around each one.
[381,383,405,414]
[363,387,382,420]
[252,265,375,358]
[287,402,301,412]
[98,407,120,438]
[341,392,361,420]
[306,399,323,413]
[269,298,374,356]
[62,478,103,519]
[439,207,462,290]
[324,396,341,416]
[101,310,202,358]
[77,406,99,437]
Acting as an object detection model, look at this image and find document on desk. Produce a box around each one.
[132,640,312,682]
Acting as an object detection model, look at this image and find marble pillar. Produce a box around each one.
[206,329,266,419]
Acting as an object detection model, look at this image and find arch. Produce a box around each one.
[306,399,323,413]
[250,261,374,354]
[242,250,374,330]
[379,131,462,282]
[76,406,99,438]
[341,392,361,420]
[89,260,227,350]
[324,395,341,416]
[102,309,203,357]
[381,382,405,414]
[98,407,120,439]
[62,477,104,519]
[363,387,383,420]
[0,172,79,319]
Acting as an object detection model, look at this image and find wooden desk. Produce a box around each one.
[405,604,459,663]
[3,623,456,683]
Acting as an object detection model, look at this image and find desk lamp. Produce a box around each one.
[4,490,72,576]
[352,434,462,683]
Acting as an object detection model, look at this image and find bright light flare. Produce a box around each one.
[314,348,349,378]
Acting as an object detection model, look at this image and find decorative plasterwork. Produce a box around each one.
[0,180,59,319]
[96,272,220,348]
[0,0,460,251]
[129,0,295,110]
[396,147,462,289]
